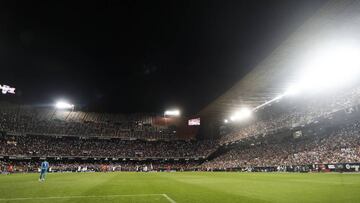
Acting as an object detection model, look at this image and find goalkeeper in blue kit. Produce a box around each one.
[39,160,49,182]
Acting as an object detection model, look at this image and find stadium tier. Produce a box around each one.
[219,85,360,145]
[0,135,215,159]
[203,120,360,171]
[0,103,180,140]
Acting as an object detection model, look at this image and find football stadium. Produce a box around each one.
[1,0,360,202]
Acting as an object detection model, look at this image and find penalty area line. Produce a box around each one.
[0,193,177,202]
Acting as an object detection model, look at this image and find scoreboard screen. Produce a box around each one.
[188,118,200,126]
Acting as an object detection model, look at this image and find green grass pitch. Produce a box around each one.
[0,172,359,203]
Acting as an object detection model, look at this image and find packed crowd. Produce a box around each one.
[1,120,360,173]
[0,160,200,173]
[0,103,176,140]
[0,134,216,158]
[220,86,360,144]
[202,121,360,170]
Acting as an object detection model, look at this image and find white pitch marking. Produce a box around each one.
[162,194,177,203]
[0,194,176,202]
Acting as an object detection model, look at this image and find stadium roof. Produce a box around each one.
[199,0,360,120]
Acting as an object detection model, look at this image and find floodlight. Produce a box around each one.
[297,42,360,91]
[224,119,228,123]
[239,108,252,118]
[164,109,180,116]
[284,85,301,96]
[230,107,252,122]
[55,101,74,109]
[253,40,360,111]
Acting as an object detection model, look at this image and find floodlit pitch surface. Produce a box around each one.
[0,172,359,203]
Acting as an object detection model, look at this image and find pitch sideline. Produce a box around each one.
[0,193,177,203]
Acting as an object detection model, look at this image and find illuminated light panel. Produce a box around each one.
[164,109,180,116]
[55,101,74,109]
[230,107,252,122]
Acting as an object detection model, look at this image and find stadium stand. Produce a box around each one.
[0,103,216,172]
[219,85,360,145]
[2,81,360,173]
[202,121,360,171]
[1,99,360,173]
[0,134,215,159]
[0,103,178,140]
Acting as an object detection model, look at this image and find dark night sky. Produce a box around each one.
[0,0,326,115]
